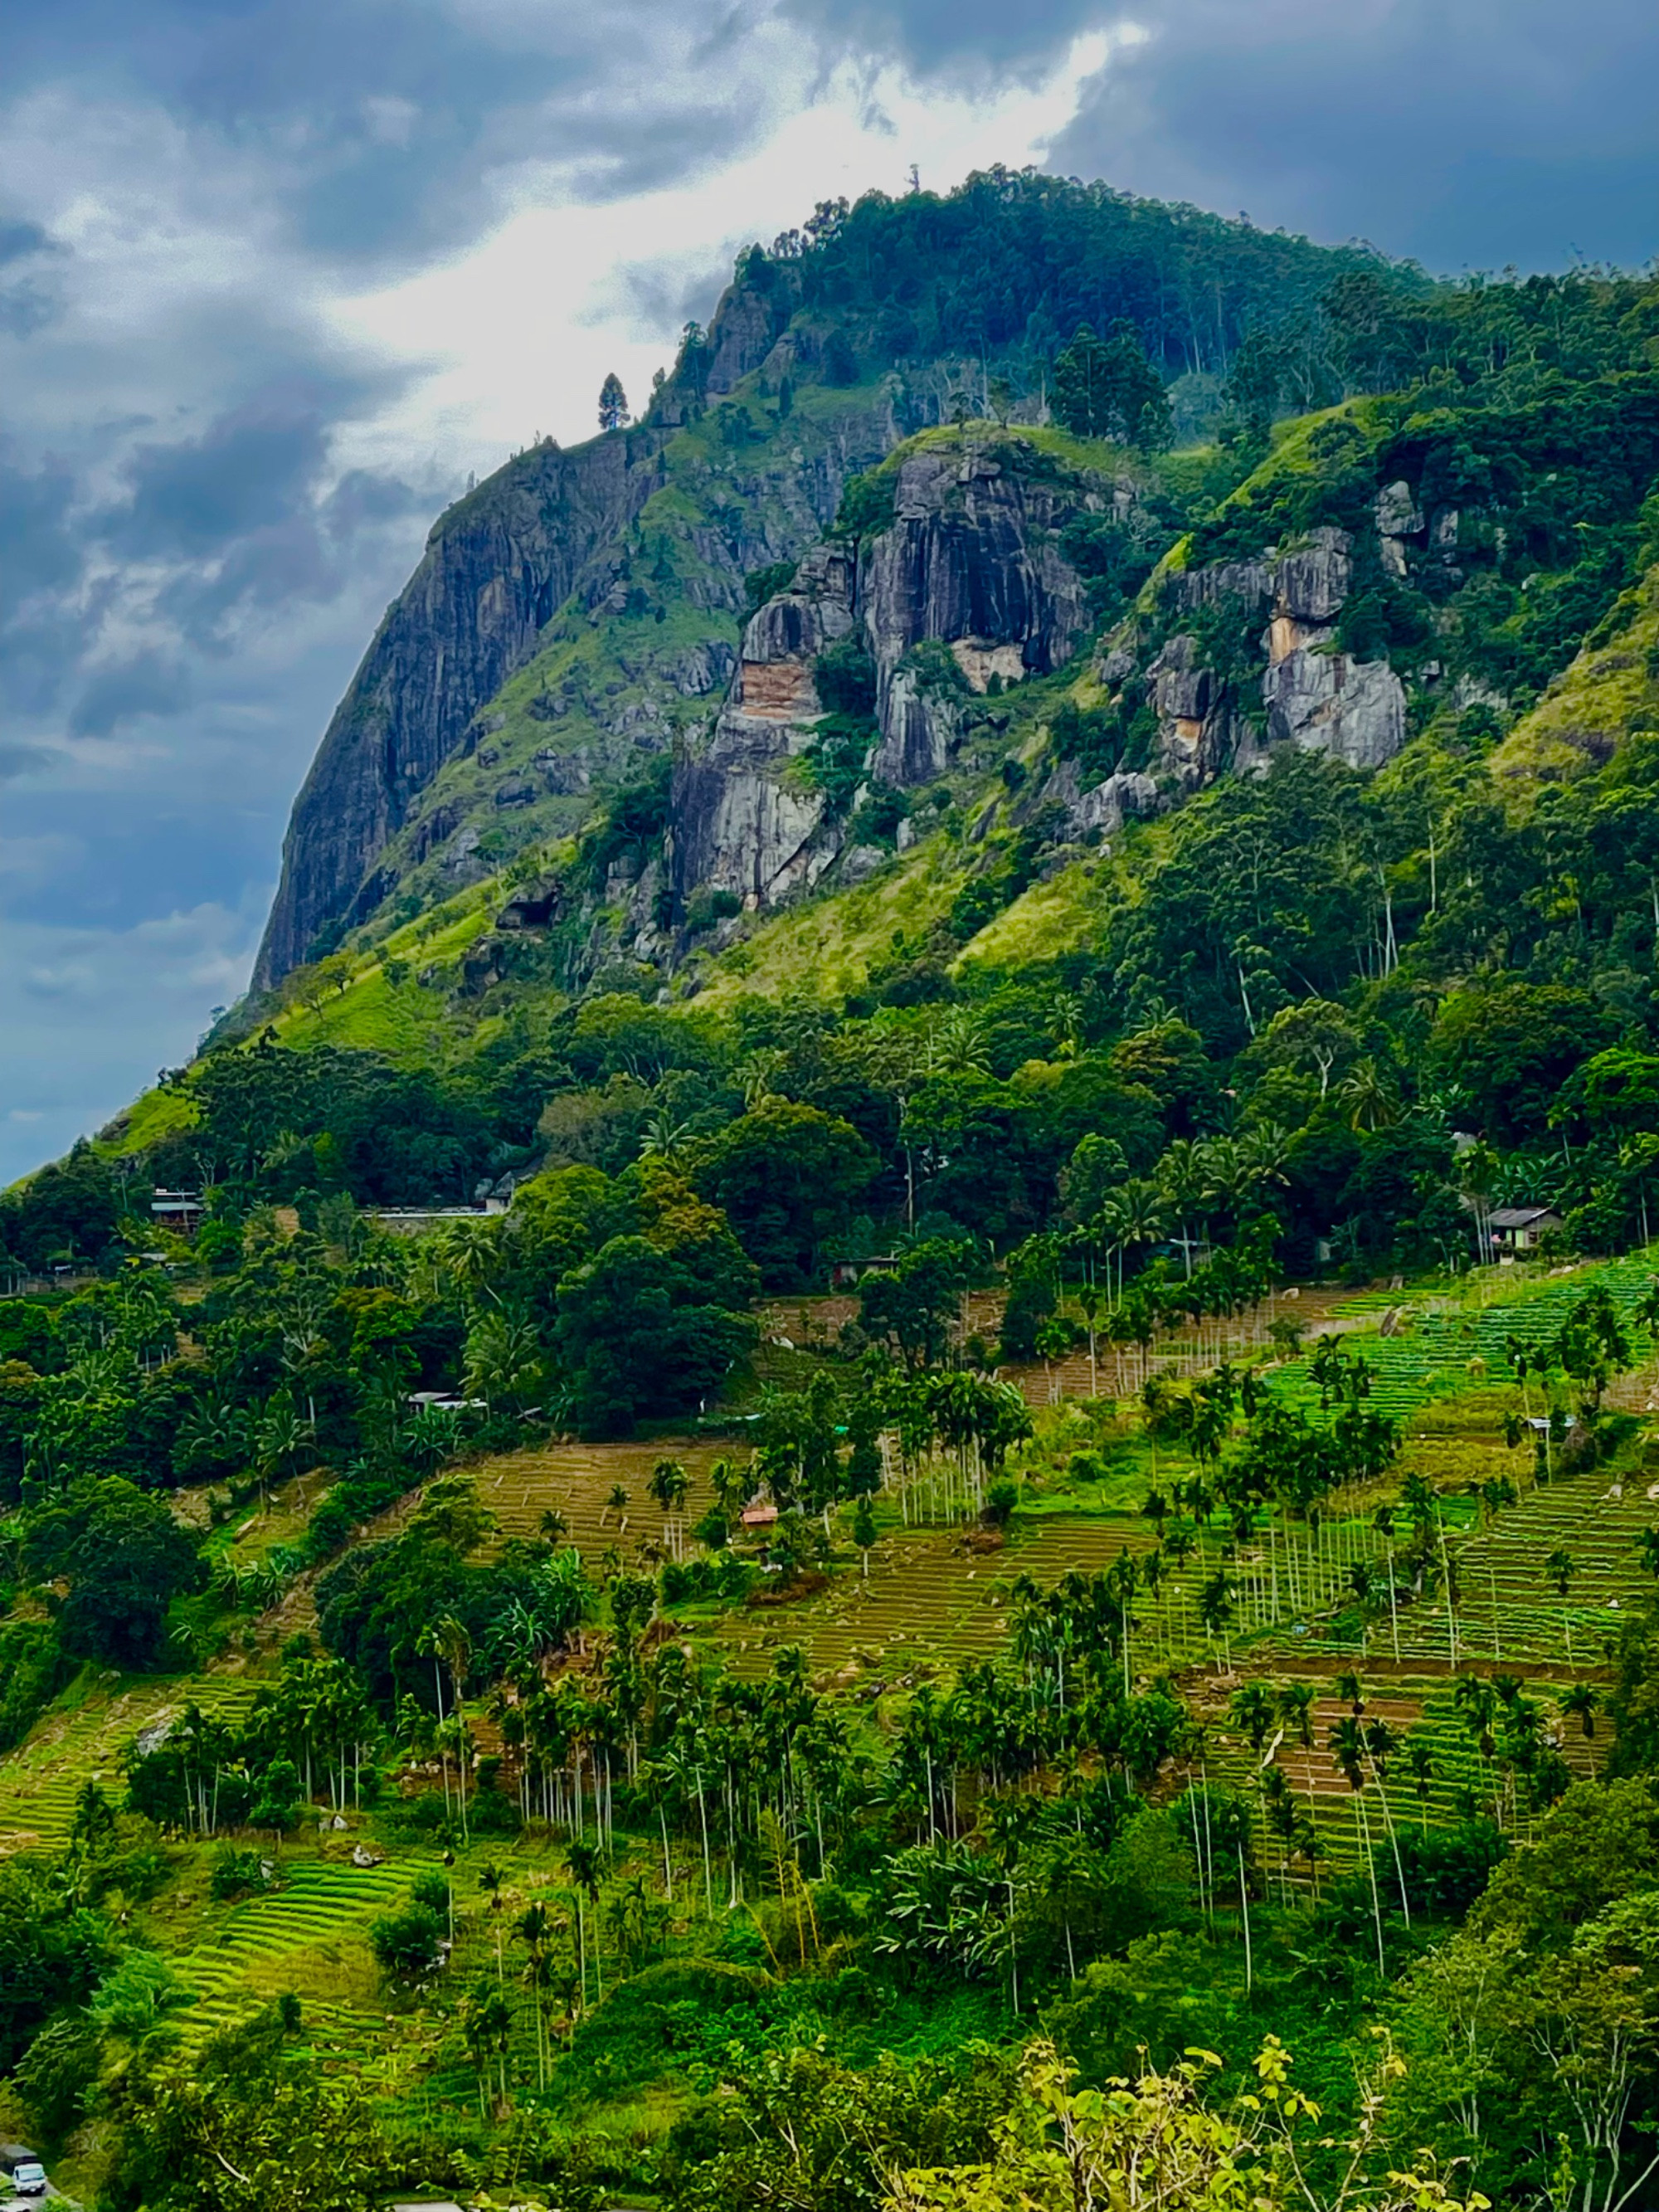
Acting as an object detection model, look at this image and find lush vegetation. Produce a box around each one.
[22,178,1659,2212]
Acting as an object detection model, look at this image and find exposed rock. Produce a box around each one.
[669,708,839,911]
[460,934,506,995]
[533,748,591,795]
[254,430,674,988]
[1068,768,1161,836]
[839,844,888,884]
[950,639,1028,692]
[666,640,737,697]
[1274,527,1352,624]
[496,879,565,931]
[732,543,857,721]
[1375,480,1423,538]
[493,775,538,807]
[1165,557,1273,615]
[870,665,958,784]
[861,446,1090,716]
[1147,635,1234,783]
[1263,646,1406,768]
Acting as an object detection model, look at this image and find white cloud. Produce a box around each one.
[329,26,1131,473]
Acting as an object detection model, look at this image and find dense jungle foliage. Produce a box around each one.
[18,174,1659,2212]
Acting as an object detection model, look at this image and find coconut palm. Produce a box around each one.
[649,1457,690,1557]
[1559,1683,1602,1776]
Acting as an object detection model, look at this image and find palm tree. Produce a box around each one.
[1452,1674,1501,1824]
[1212,1795,1257,1991]
[1559,1683,1601,1776]
[1075,1284,1104,1397]
[1197,1570,1234,1675]
[1034,1317,1073,1404]
[1329,1717,1387,1974]
[1336,1057,1400,1133]
[460,1980,513,2119]
[1402,1731,1436,1839]
[649,1458,690,1558]
[463,1311,545,1418]
[928,1005,991,1077]
[563,1837,604,2007]
[1546,1546,1579,1664]
[638,1110,692,1164]
[1229,1683,1277,1756]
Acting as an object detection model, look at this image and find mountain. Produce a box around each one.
[251,170,1408,993]
[16,173,1659,2212]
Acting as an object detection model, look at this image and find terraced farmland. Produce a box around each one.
[0,1674,255,1850]
[463,1437,726,1557]
[176,1853,416,2041]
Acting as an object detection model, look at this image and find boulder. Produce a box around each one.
[1067,769,1161,836]
[1273,527,1352,625]
[1263,646,1406,769]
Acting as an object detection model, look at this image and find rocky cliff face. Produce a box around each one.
[251,263,900,992]
[1129,524,1406,790]
[669,543,857,909]
[670,440,1099,915]
[254,431,672,988]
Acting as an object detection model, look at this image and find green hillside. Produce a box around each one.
[20,183,1659,2212]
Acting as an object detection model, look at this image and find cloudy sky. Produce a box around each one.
[4,0,1658,1184]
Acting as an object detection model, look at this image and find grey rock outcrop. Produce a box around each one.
[668,545,859,909]
[862,446,1090,783]
[254,430,672,989]
[1136,525,1406,784]
[1260,528,1405,770]
[1044,760,1161,837]
[673,439,1097,917]
[1263,643,1405,767]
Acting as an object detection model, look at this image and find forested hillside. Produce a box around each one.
[12,171,1659,2212]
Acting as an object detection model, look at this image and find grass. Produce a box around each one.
[952,855,1105,975]
[691,832,964,1006]
[1490,557,1659,794]
[0,1674,255,1850]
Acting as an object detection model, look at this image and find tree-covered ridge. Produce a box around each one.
[22,177,1659,2212]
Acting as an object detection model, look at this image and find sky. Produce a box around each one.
[5,0,1659,1186]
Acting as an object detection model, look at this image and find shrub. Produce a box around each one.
[982,1479,1019,1527]
[210,1848,272,1903]
[370,1901,445,1981]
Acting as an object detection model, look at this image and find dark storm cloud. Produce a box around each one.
[67,650,191,739]
[0,219,59,266]
[783,0,1104,76]
[783,0,1659,271]
[110,397,334,562]
[2,0,578,268]
[1043,0,1659,270]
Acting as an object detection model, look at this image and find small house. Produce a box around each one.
[150,1188,202,1235]
[1487,1205,1562,1254]
[739,1496,779,1532]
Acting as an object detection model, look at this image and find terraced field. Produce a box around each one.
[469,1437,725,1555]
[0,1674,255,1850]
[175,1853,416,2043]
